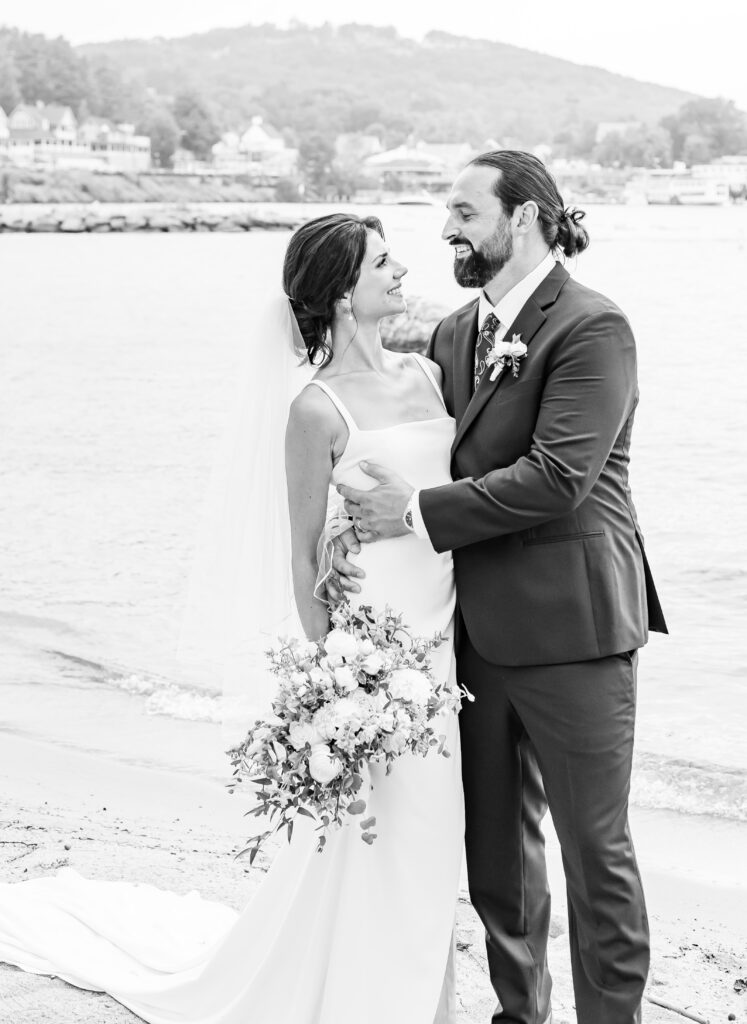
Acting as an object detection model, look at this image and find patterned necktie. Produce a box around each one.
[474,311,500,392]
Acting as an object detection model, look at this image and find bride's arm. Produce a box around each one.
[285,387,341,640]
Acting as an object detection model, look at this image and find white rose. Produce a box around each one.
[309,666,333,687]
[288,720,324,750]
[351,690,376,716]
[383,730,409,756]
[334,665,359,692]
[377,710,395,733]
[320,654,342,671]
[393,711,415,738]
[314,696,366,740]
[331,696,364,731]
[372,688,389,711]
[388,668,432,706]
[357,638,375,656]
[361,651,385,675]
[308,743,343,785]
[324,628,359,661]
[360,723,380,744]
[312,705,339,741]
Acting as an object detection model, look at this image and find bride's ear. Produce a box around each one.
[337,295,355,321]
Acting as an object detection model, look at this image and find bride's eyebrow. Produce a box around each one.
[372,250,390,264]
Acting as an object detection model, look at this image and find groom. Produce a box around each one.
[332,151,667,1024]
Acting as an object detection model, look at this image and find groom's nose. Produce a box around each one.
[442,213,458,241]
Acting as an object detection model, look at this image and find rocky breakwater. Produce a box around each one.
[0,205,305,234]
[380,296,451,355]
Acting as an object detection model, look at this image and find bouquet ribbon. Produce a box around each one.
[314,499,355,603]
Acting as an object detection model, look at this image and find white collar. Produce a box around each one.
[478,251,557,331]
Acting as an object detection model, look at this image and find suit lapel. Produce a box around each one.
[451,262,570,457]
[451,300,479,423]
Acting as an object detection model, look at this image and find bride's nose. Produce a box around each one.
[393,261,408,279]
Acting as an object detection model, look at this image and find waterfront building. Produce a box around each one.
[692,155,747,188]
[77,118,151,172]
[6,101,92,167]
[334,133,383,169]
[418,142,473,177]
[364,141,473,189]
[627,166,730,205]
[2,103,150,171]
[212,117,297,179]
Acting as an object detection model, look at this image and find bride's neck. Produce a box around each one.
[328,318,386,374]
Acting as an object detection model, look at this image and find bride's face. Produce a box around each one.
[350,230,408,321]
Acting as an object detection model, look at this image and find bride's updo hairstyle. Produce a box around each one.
[283,212,385,366]
[470,150,590,258]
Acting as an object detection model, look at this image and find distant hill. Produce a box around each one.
[77,22,696,147]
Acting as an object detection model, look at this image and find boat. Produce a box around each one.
[394,193,437,206]
[639,172,730,206]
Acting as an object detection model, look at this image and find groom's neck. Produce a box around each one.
[483,245,551,306]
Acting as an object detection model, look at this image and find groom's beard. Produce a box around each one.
[452,223,514,289]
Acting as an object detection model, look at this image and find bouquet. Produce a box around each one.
[228,602,467,862]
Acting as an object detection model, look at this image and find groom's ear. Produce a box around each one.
[514,201,540,234]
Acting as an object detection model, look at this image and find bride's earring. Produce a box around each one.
[339,297,354,321]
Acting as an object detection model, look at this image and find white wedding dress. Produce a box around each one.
[0,355,464,1024]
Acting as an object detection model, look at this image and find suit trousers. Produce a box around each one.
[458,636,649,1024]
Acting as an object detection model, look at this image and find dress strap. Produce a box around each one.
[306,380,358,433]
[410,353,448,412]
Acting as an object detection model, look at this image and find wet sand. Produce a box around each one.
[1,730,744,1024]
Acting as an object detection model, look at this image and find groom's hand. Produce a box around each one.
[337,462,413,543]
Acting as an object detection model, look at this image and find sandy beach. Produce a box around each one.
[1,725,744,1024]
[2,206,746,1022]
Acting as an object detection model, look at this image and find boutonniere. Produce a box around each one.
[485,334,528,382]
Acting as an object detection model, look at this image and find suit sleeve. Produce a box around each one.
[420,310,637,553]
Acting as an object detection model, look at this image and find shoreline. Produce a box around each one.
[0,202,306,233]
[1,729,744,1024]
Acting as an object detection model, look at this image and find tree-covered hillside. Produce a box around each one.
[4,21,745,176]
[75,22,695,148]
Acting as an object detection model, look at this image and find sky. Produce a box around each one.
[2,0,747,111]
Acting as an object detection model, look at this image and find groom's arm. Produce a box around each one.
[420,309,637,553]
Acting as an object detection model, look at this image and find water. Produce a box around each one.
[1,203,746,823]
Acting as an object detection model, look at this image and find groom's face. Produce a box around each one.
[442,166,514,289]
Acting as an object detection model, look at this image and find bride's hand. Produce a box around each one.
[327,528,365,604]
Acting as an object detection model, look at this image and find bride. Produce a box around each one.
[0,213,465,1023]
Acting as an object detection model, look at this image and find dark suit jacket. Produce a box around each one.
[422,261,667,666]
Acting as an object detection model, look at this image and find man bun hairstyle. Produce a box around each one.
[282,213,384,366]
[469,150,590,258]
[556,206,589,258]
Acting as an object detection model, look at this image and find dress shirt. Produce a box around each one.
[408,252,557,542]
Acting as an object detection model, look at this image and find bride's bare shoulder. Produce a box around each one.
[287,384,352,460]
[288,384,339,431]
[414,353,443,387]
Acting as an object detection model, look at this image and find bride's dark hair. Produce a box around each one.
[282,212,384,366]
